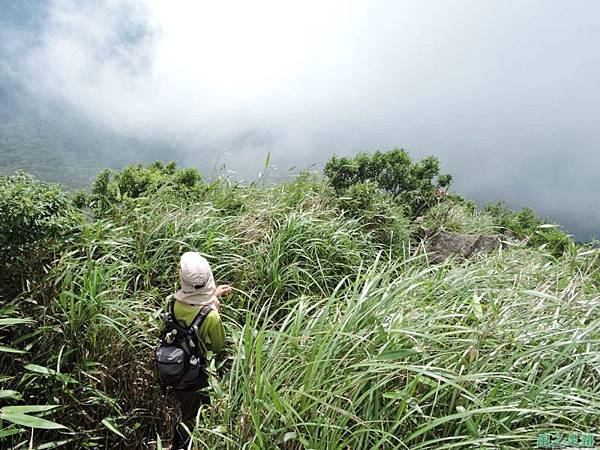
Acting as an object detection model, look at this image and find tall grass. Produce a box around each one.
[1,173,599,449]
[191,247,600,449]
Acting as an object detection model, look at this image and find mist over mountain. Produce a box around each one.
[0,85,179,187]
[1,0,599,241]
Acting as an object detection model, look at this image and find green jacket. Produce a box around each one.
[171,298,226,353]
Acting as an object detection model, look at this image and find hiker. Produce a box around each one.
[162,251,231,450]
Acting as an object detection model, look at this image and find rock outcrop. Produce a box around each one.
[420,230,503,263]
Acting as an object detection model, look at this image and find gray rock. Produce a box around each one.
[423,230,502,263]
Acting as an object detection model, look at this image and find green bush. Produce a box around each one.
[90,161,204,210]
[0,173,80,292]
[485,201,574,257]
[324,148,452,216]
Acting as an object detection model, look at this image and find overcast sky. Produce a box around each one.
[1,0,599,240]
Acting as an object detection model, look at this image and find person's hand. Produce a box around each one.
[215,284,232,297]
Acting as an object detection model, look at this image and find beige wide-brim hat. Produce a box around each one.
[174,252,218,307]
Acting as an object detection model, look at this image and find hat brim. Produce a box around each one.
[174,289,217,306]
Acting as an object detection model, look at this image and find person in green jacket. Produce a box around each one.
[169,251,230,450]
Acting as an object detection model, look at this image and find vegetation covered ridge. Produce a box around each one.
[1,149,598,449]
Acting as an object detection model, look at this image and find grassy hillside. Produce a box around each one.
[1,155,598,449]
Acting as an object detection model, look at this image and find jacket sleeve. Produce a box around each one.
[200,310,226,352]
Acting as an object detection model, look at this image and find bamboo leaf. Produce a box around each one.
[0,426,21,438]
[0,412,65,430]
[24,364,56,375]
[35,439,73,449]
[0,318,34,326]
[102,418,126,439]
[0,426,23,439]
[1,405,60,414]
[0,345,26,354]
[0,390,21,400]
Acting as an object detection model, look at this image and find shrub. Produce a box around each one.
[324,148,452,216]
[0,173,80,292]
[485,201,574,257]
[90,161,205,210]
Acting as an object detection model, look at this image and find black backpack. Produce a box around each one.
[155,298,212,389]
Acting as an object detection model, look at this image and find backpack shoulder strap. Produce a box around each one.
[186,305,214,352]
[166,296,176,322]
[189,305,214,336]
